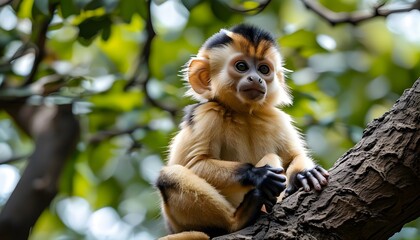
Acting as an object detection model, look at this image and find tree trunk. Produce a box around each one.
[0,102,80,240]
[216,78,420,240]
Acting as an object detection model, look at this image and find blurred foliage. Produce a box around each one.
[0,0,419,239]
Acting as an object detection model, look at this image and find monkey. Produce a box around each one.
[156,24,329,240]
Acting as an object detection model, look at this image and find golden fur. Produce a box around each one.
[156,24,327,240]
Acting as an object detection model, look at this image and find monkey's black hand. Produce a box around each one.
[285,165,329,196]
[238,164,286,212]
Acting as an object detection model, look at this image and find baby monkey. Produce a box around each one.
[156,24,329,239]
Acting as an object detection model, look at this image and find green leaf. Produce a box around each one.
[211,0,232,22]
[17,0,34,18]
[137,0,148,20]
[142,130,169,152]
[101,23,111,41]
[280,29,326,57]
[83,0,102,10]
[74,0,93,9]
[87,142,115,174]
[77,15,112,45]
[181,0,202,10]
[319,0,357,12]
[89,80,143,112]
[95,178,121,208]
[118,0,146,23]
[60,0,80,18]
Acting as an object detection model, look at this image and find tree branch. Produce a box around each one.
[124,0,178,116]
[124,0,155,91]
[22,4,56,86]
[301,0,420,25]
[0,0,12,7]
[0,154,30,165]
[0,43,33,81]
[88,124,149,144]
[217,78,420,239]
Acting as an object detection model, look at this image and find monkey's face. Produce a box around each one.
[224,52,277,105]
[228,54,271,101]
[185,25,292,110]
[206,44,286,110]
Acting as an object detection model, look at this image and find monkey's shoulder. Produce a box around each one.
[181,102,202,126]
[180,101,224,125]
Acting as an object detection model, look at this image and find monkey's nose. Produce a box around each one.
[247,76,263,84]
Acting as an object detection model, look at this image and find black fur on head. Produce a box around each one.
[229,24,276,46]
[202,24,276,50]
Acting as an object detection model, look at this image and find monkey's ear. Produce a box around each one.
[188,58,211,94]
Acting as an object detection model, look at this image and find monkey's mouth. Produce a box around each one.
[241,88,266,100]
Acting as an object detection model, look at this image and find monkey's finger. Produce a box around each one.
[266,180,285,197]
[305,172,321,190]
[285,185,298,196]
[310,168,328,186]
[266,171,286,182]
[267,167,284,174]
[261,178,284,200]
[263,200,274,213]
[260,184,277,201]
[316,166,330,178]
[263,178,286,195]
[297,173,310,191]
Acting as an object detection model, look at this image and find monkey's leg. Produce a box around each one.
[256,153,283,168]
[156,165,263,237]
[255,153,287,208]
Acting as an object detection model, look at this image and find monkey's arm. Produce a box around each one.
[276,111,329,195]
[189,158,285,212]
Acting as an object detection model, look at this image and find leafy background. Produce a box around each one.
[0,0,419,239]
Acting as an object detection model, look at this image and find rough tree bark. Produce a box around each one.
[0,102,80,240]
[216,78,420,240]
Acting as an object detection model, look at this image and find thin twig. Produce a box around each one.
[0,0,12,7]
[124,0,155,90]
[23,4,57,86]
[124,0,178,116]
[0,43,33,66]
[88,124,149,144]
[301,0,420,26]
[0,154,30,165]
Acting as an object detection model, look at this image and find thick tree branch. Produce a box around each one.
[0,102,80,240]
[301,0,420,25]
[217,78,420,239]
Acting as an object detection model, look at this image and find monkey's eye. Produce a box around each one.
[235,61,249,72]
[258,65,270,75]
